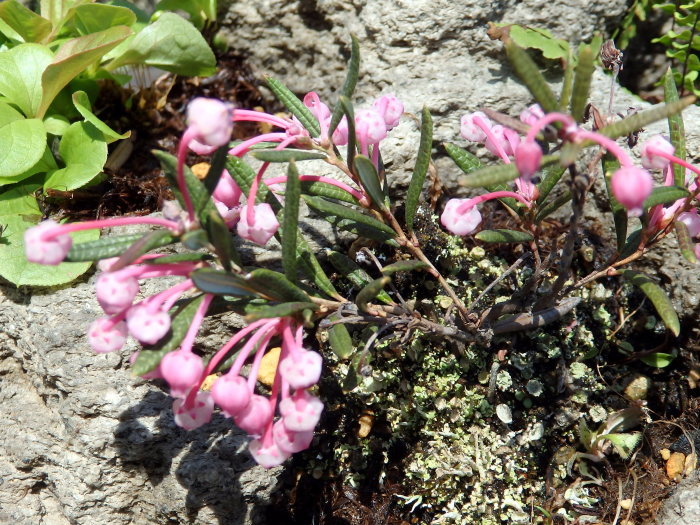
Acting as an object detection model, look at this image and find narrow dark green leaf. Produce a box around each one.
[204,208,240,269]
[643,186,689,209]
[534,190,572,223]
[570,45,595,123]
[300,180,359,204]
[327,250,392,304]
[265,76,320,137]
[181,229,209,250]
[459,155,559,189]
[444,142,481,175]
[226,156,268,202]
[598,96,696,140]
[405,106,433,232]
[354,155,387,210]
[246,268,311,303]
[619,228,642,259]
[664,68,687,187]
[355,276,390,313]
[295,235,341,299]
[621,270,680,336]
[202,145,229,196]
[381,260,428,275]
[339,96,357,168]
[559,48,575,111]
[132,295,205,376]
[674,221,698,264]
[602,154,627,251]
[65,233,144,262]
[327,318,355,360]
[191,268,258,297]
[109,229,177,271]
[142,253,212,265]
[475,229,534,243]
[505,40,559,113]
[251,149,327,163]
[245,301,318,321]
[153,150,217,220]
[536,164,566,205]
[282,160,301,281]
[303,195,397,241]
[330,34,360,135]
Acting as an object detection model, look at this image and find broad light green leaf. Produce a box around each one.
[639,352,676,368]
[622,270,680,336]
[72,91,129,143]
[600,432,641,459]
[103,13,214,77]
[664,67,687,187]
[330,34,360,135]
[0,44,53,117]
[38,26,133,118]
[265,76,320,137]
[282,161,301,281]
[64,3,136,35]
[0,144,56,186]
[40,0,89,27]
[0,101,24,127]
[0,1,52,43]
[405,106,432,231]
[475,229,534,243]
[0,185,99,286]
[44,121,107,191]
[0,118,47,179]
[508,25,569,60]
[154,0,215,29]
[43,114,71,135]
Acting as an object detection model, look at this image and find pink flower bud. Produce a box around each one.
[460,112,491,142]
[234,394,273,436]
[211,374,251,416]
[611,166,653,217]
[272,419,314,454]
[279,390,324,432]
[440,199,482,236]
[96,270,140,314]
[237,203,279,245]
[88,318,127,353]
[248,437,290,468]
[640,135,674,171]
[24,220,72,265]
[519,104,545,126]
[372,94,404,130]
[678,210,700,238]
[355,109,387,145]
[160,351,205,398]
[187,98,234,149]
[126,304,171,345]
[173,391,214,430]
[332,116,349,146]
[278,349,323,390]
[303,92,331,123]
[212,170,243,208]
[515,142,543,180]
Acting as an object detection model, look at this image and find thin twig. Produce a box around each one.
[467,253,530,313]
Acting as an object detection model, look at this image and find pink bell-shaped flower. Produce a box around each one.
[213,170,243,208]
[303,92,331,123]
[611,166,653,217]
[237,203,279,246]
[440,199,482,236]
[332,116,349,146]
[279,390,324,432]
[640,135,674,171]
[211,374,251,416]
[126,304,171,345]
[372,94,404,130]
[96,270,140,314]
[248,437,291,468]
[460,112,491,142]
[214,201,241,228]
[519,104,545,127]
[173,390,214,430]
[186,98,234,149]
[88,318,127,353]
[160,351,205,398]
[355,109,387,146]
[235,394,274,436]
[515,141,543,180]
[484,125,512,157]
[24,220,72,265]
[678,210,700,238]
[278,349,323,390]
[272,419,314,454]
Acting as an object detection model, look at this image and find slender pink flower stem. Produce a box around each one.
[371,144,380,171]
[282,320,300,363]
[263,175,366,202]
[246,330,277,390]
[456,190,532,214]
[178,294,214,354]
[647,148,700,177]
[246,136,296,224]
[229,133,288,157]
[664,164,675,186]
[141,279,194,314]
[233,110,292,130]
[575,130,633,168]
[525,112,576,142]
[473,116,511,163]
[177,127,199,222]
[41,216,181,241]
[262,366,284,448]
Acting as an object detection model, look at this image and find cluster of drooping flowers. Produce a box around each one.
[440,104,700,239]
[23,96,340,468]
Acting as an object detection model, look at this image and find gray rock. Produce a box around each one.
[657,472,700,525]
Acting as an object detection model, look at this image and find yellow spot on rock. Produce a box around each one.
[258,347,281,387]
